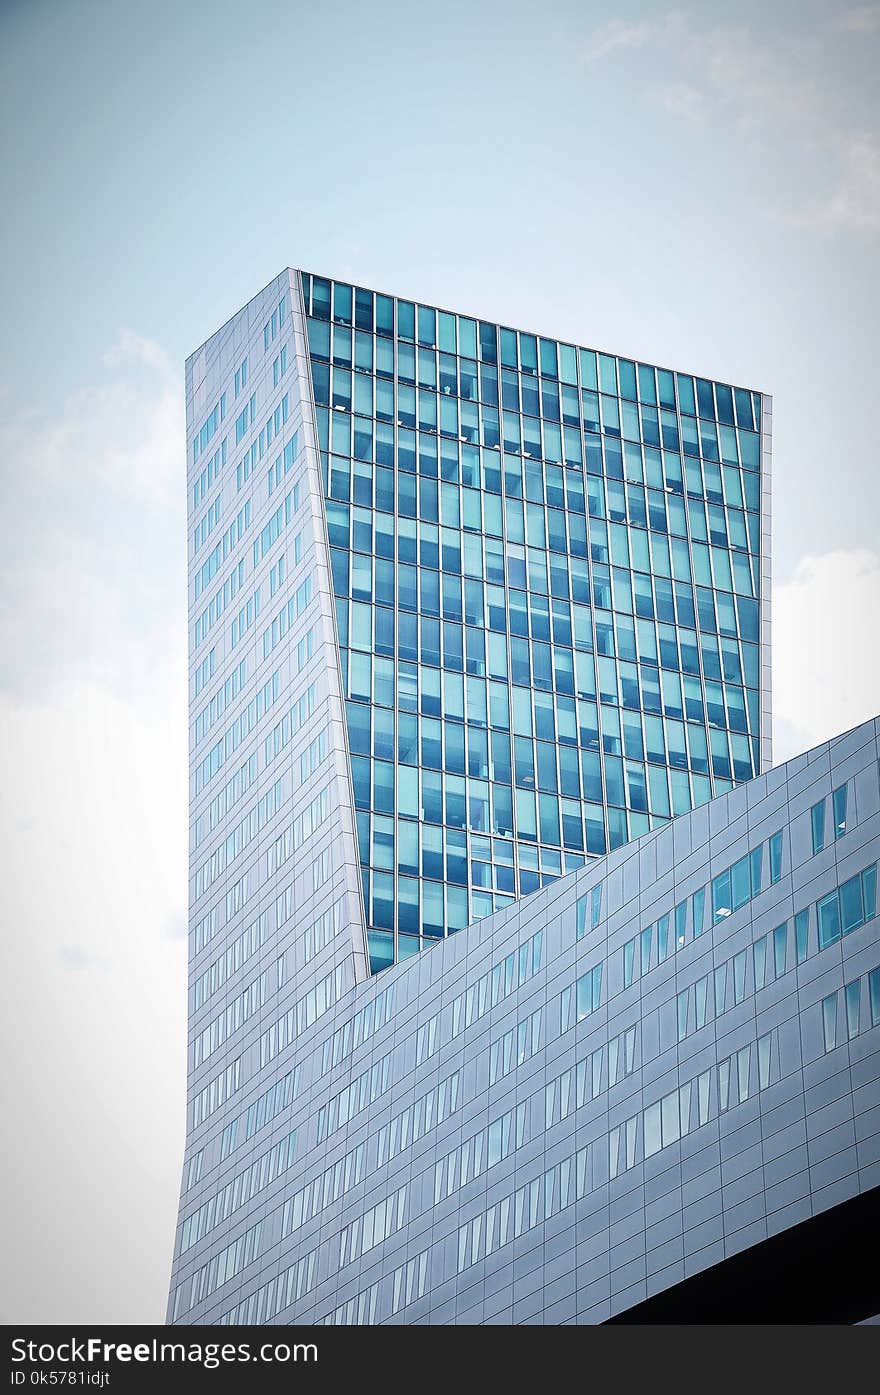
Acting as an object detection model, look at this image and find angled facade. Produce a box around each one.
[169,273,874,1325]
[170,699,880,1322]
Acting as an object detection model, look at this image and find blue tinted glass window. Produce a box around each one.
[769,831,783,884]
[772,922,786,976]
[696,378,714,419]
[312,277,331,319]
[845,978,860,1039]
[479,321,497,364]
[305,276,766,969]
[712,869,731,922]
[734,387,754,429]
[354,287,373,330]
[864,864,877,920]
[559,344,577,384]
[692,886,705,937]
[795,908,810,963]
[840,874,864,934]
[676,374,696,416]
[817,891,841,948]
[398,300,415,340]
[822,993,837,1052]
[375,293,393,336]
[539,338,557,378]
[833,783,847,838]
[333,282,352,324]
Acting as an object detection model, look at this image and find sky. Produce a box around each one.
[0,0,878,1323]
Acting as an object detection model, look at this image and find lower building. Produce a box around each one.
[169,715,880,1324]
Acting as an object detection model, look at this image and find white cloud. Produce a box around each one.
[580,16,661,63]
[823,133,880,232]
[10,331,183,509]
[773,549,880,763]
[837,4,880,32]
[580,9,878,232]
[648,82,705,124]
[582,12,812,126]
[0,339,188,1321]
[57,943,107,971]
[0,332,186,700]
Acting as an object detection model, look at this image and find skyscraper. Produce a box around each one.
[302,271,771,973]
[169,271,879,1325]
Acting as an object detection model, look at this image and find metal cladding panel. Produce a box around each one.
[170,704,880,1323]
[169,272,368,1321]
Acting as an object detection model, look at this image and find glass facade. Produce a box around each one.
[301,272,765,972]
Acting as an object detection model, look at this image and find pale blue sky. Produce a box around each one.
[2,0,878,570]
[1,0,878,1323]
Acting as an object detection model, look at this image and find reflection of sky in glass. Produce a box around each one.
[303,272,765,971]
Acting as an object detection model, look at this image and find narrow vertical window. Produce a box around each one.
[712,869,732,922]
[560,986,572,1033]
[591,1047,603,1099]
[714,962,727,1015]
[733,948,747,1004]
[623,937,636,989]
[845,979,860,1040]
[750,844,763,896]
[624,1026,636,1073]
[695,974,709,1030]
[822,992,838,1053]
[864,865,877,921]
[575,894,587,938]
[609,1127,620,1180]
[625,1116,637,1169]
[592,963,602,1010]
[833,783,848,839]
[773,923,787,978]
[811,800,826,855]
[657,913,670,963]
[661,1090,679,1146]
[769,831,783,884]
[698,1069,711,1125]
[758,1032,772,1089]
[676,988,689,1042]
[753,935,767,991]
[692,886,706,938]
[719,1058,730,1111]
[737,1045,750,1103]
[679,1081,692,1137]
[795,908,810,964]
[640,926,652,975]
[817,890,841,949]
[869,967,880,1027]
[591,883,603,927]
[576,974,592,1021]
[607,1036,619,1087]
[644,1101,661,1157]
[675,900,687,948]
